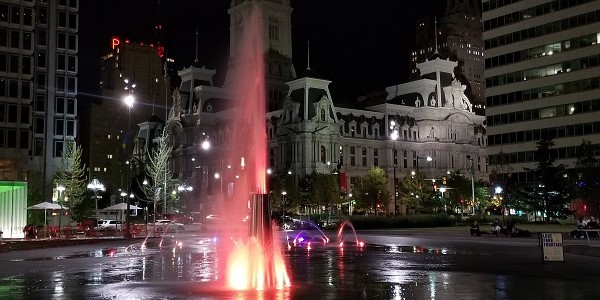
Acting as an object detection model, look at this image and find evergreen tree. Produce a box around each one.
[55,142,88,221]
[574,139,600,219]
[514,137,571,221]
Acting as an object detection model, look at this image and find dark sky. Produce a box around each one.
[78,0,444,103]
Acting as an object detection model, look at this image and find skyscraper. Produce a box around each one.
[1,0,78,200]
[484,0,600,182]
[85,38,167,195]
[409,0,484,113]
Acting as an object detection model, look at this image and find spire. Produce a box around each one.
[195,27,199,64]
[434,16,439,54]
[307,40,311,70]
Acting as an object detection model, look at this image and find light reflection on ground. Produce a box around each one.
[1,235,599,299]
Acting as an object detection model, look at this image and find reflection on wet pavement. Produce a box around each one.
[1,236,599,299]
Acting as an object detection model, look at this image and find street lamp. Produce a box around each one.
[495,185,504,221]
[214,172,223,194]
[466,155,476,215]
[178,183,193,212]
[281,191,287,222]
[87,178,105,211]
[390,120,399,215]
[439,186,447,212]
[57,184,65,232]
[123,90,135,239]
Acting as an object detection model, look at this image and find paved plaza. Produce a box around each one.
[0,228,599,299]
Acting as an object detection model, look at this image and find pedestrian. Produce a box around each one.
[470,221,481,237]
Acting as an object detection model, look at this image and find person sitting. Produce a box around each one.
[470,221,481,237]
[491,219,503,235]
[505,218,516,236]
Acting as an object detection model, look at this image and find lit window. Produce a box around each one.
[107,134,111,139]
[103,167,107,172]
[107,154,112,159]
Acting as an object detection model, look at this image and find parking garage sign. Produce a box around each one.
[540,232,564,262]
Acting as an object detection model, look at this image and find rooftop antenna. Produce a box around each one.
[195,27,199,64]
[434,16,439,54]
[307,40,311,70]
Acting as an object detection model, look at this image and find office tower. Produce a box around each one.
[1,1,78,199]
[86,38,167,194]
[484,0,600,182]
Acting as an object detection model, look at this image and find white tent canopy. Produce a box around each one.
[26,202,65,226]
[103,203,143,211]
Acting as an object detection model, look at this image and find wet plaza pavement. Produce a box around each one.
[0,230,599,299]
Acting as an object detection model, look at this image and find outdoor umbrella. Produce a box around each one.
[26,202,65,226]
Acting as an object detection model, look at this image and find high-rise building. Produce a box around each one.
[409,0,485,113]
[84,38,167,195]
[0,0,78,197]
[484,0,600,183]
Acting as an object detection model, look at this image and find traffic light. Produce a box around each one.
[442,176,447,185]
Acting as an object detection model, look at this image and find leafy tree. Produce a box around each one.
[489,149,514,214]
[141,134,173,215]
[574,139,600,219]
[514,137,571,221]
[270,173,300,214]
[446,171,471,212]
[398,170,436,213]
[354,167,389,212]
[55,142,88,222]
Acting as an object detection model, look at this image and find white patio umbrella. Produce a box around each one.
[26,202,65,226]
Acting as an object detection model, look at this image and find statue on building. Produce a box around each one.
[415,97,422,108]
[169,88,182,120]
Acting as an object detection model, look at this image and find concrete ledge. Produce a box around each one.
[564,245,600,258]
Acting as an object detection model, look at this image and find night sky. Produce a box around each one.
[78,0,444,104]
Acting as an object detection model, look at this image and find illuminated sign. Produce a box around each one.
[112,37,164,57]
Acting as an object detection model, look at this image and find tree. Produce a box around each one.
[141,134,173,215]
[397,170,436,213]
[270,173,300,214]
[446,171,471,213]
[514,137,571,221]
[354,167,389,212]
[55,142,88,222]
[489,149,514,214]
[574,139,600,219]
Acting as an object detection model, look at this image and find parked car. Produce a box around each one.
[205,214,223,224]
[149,220,185,232]
[95,220,123,230]
[163,214,194,225]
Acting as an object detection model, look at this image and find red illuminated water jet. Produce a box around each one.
[218,4,290,291]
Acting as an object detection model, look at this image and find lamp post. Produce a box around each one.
[466,155,476,215]
[281,191,287,222]
[439,186,447,212]
[177,182,193,212]
[214,172,223,195]
[495,185,504,221]
[87,178,105,212]
[390,120,399,215]
[57,184,65,232]
[123,88,135,239]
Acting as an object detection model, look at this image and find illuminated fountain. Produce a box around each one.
[216,4,290,291]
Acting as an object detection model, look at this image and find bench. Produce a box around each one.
[579,229,600,246]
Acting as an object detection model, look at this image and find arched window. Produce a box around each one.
[320,145,326,163]
[321,108,326,121]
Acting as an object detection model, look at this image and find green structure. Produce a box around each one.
[0,181,27,238]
